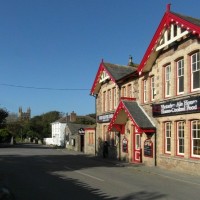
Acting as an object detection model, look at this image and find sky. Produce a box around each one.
[0,0,200,117]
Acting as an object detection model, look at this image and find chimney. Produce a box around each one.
[70,111,77,122]
[128,55,134,66]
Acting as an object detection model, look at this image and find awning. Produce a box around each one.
[108,98,156,133]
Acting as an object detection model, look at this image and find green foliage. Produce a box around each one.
[0,128,11,143]
[0,108,8,128]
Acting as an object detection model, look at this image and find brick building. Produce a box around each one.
[91,5,200,175]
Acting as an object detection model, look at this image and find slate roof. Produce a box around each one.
[123,101,155,129]
[67,123,95,135]
[172,12,200,27]
[104,62,138,81]
[53,117,67,123]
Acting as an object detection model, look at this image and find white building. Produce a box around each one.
[51,117,67,147]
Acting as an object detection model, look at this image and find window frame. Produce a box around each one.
[165,122,171,154]
[150,76,155,101]
[177,59,184,95]
[176,121,184,156]
[143,79,147,103]
[191,120,200,158]
[191,52,200,91]
[165,64,171,97]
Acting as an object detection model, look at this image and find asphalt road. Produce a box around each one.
[0,143,199,200]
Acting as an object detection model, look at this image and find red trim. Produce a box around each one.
[137,11,200,74]
[90,61,117,95]
[120,97,136,101]
[108,100,155,133]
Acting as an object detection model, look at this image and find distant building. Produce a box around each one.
[18,107,31,121]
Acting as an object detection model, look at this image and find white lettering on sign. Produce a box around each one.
[161,99,198,114]
[98,114,114,122]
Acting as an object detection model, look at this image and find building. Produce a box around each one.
[18,107,31,121]
[51,117,67,147]
[91,5,200,175]
[137,4,200,174]
[65,123,95,155]
[90,57,140,159]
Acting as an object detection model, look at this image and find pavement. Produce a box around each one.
[91,155,200,187]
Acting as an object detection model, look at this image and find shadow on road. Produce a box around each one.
[0,144,167,200]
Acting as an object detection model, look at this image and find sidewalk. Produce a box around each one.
[93,156,200,186]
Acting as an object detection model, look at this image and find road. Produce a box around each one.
[0,143,200,200]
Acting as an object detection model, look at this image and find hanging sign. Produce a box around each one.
[78,128,85,135]
[97,113,114,123]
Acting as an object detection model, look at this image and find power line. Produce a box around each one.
[0,83,90,91]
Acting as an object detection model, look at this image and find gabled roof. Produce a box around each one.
[52,117,67,124]
[67,123,95,135]
[108,99,155,133]
[137,5,200,74]
[90,61,137,95]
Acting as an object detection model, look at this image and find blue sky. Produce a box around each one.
[0,0,200,117]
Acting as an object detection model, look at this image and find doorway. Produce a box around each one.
[133,133,142,162]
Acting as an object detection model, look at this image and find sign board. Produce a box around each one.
[152,96,200,117]
[97,113,114,123]
[122,137,128,153]
[144,139,153,157]
[78,128,85,135]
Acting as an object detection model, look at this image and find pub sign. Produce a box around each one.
[152,96,200,117]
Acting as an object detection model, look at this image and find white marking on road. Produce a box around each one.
[65,166,104,182]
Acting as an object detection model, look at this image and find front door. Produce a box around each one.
[134,133,141,162]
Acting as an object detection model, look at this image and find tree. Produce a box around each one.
[0,129,11,143]
[0,108,8,128]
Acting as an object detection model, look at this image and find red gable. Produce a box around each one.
[90,60,116,95]
[137,4,200,74]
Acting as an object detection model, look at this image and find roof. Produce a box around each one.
[137,5,200,74]
[90,61,138,95]
[67,123,95,135]
[108,99,155,133]
[52,117,67,124]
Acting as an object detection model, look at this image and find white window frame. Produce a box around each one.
[143,79,147,102]
[177,121,184,155]
[191,120,200,158]
[151,76,155,101]
[165,65,171,97]
[165,122,171,154]
[191,52,200,91]
[177,59,184,95]
[113,87,117,109]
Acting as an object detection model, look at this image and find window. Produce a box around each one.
[177,59,184,94]
[151,76,155,101]
[107,89,112,111]
[165,122,171,153]
[191,52,200,91]
[113,87,117,109]
[165,65,171,97]
[143,80,147,102]
[177,121,184,155]
[121,86,126,97]
[103,91,106,112]
[88,132,94,145]
[191,120,200,157]
[127,84,132,98]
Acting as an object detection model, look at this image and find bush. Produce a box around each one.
[0,129,11,143]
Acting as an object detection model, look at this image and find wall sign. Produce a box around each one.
[78,128,85,135]
[97,113,114,123]
[122,137,128,153]
[152,96,200,117]
[144,139,153,157]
